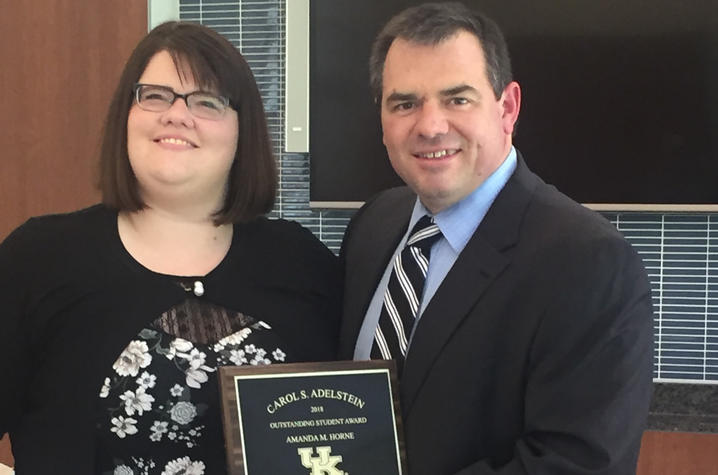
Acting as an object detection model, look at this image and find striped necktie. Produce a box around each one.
[371,215,442,371]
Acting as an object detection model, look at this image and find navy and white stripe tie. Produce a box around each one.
[371,215,442,371]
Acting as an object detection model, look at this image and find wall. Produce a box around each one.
[0,0,148,240]
[0,0,148,466]
[637,431,718,475]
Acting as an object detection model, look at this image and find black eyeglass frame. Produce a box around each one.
[132,83,235,118]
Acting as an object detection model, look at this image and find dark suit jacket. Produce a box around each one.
[339,156,654,474]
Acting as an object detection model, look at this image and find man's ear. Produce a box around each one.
[500,81,521,136]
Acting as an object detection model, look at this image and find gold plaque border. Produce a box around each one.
[218,360,406,475]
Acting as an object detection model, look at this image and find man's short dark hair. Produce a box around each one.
[99,21,276,224]
[369,2,513,103]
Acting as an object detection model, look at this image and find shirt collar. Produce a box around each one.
[409,146,517,253]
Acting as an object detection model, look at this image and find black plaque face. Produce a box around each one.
[218,360,406,475]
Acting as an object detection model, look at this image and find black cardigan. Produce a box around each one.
[0,205,341,474]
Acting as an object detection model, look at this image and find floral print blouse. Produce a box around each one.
[95,298,290,475]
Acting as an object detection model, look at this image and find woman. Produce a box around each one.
[0,22,340,474]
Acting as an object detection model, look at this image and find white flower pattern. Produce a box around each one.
[161,457,205,475]
[229,349,247,365]
[120,387,155,416]
[100,377,111,398]
[151,421,169,434]
[113,341,152,377]
[272,349,286,361]
[114,465,133,475]
[165,338,193,360]
[136,371,157,389]
[111,416,139,439]
[169,384,183,397]
[170,401,197,425]
[98,318,286,474]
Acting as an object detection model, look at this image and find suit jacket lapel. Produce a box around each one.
[401,156,541,416]
[339,188,415,360]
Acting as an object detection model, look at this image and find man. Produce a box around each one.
[339,2,654,474]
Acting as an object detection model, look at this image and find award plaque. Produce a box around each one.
[218,360,406,474]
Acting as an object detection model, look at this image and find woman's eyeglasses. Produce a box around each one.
[133,83,234,120]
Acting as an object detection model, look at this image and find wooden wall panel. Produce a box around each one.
[0,0,147,240]
[637,430,718,475]
[0,0,147,466]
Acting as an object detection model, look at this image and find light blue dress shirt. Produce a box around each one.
[353,147,518,359]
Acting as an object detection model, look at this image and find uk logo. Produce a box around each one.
[297,446,348,475]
